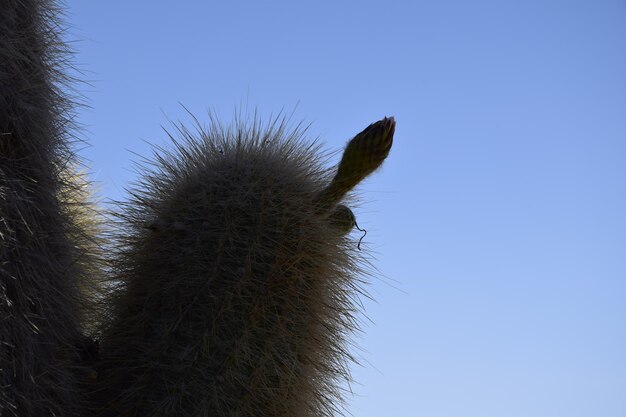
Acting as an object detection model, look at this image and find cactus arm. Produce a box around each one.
[317,117,395,210]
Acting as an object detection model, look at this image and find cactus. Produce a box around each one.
[1,1,394,416]
[0,0,99,416]
[93,116,394,417]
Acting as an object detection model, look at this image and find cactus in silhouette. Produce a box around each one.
[0,0,99,416]
[93,116,394,417]
[1,1,395,416]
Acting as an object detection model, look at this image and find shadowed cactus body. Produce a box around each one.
[94,117,394,417]
[0,0,99,415]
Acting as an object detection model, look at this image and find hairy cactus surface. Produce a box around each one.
[93,116,394,417]
[0,0,99,416]
[0,1,395,416]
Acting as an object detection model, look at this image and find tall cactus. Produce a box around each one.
[0,0,99,416]
[93,116,394,417]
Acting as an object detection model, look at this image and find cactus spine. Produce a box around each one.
[0,0,98,416]
[93,116,394,417]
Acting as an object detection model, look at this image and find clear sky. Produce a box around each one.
[65,1,625,416]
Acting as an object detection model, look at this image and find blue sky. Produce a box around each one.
[66,1,625,416]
